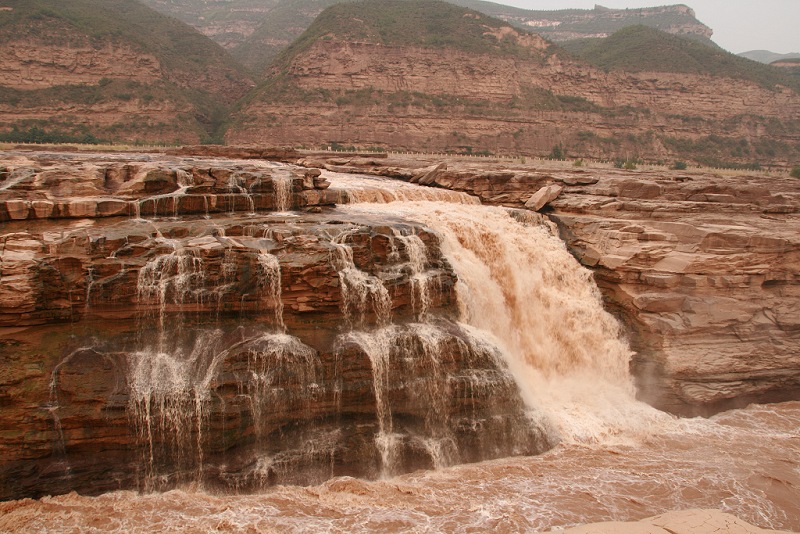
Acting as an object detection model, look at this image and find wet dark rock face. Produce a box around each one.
[0,151,549,500]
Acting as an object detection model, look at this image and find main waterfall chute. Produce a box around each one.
[339,199,663,444]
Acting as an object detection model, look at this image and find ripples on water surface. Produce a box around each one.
[2,402,798,533]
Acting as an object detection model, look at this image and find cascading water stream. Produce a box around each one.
[255,251,285,331]
[329,228,392,329]
[326,170,478,204]
[136,168,193,219]
[391,230,433,321]
[271,170,294,213]
[227,173,256,215]
[130,225,293,488]
[338,200,663,444]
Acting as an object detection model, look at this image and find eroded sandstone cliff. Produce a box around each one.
[227,3,799,164]
[0,1,254,144]
[0,149,549,499]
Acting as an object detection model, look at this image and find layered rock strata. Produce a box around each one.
[228,18,800,163]
[0,150,548,499]
[300,153,800,415]
[0,151,335,223]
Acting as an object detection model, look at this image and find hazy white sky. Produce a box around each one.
[500,0,800,54]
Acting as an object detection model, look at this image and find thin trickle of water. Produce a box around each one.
[255,251,284,331]
[392,230,432,321]
[227,173,256,215]
[130,200,145,222]
[137,246,205,331]
[127,330,223,490]
[84,266,95,312]
[136,168,192,219]
[127,330,320,490]
[336,329,398,475]
[237,334,320,443]
[330,228,392,329]
[0,166,37,191]
[272,172,294,213]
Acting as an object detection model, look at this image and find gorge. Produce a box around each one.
[0,147,798,532]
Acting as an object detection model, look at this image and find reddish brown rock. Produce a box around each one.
[0,151,337,222]
[0,150,549,500]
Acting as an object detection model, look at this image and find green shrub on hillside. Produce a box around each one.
[791,166,800,178]
[549,145,566,160]
[0,126,104,144]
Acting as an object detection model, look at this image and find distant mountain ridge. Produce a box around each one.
[139,0,715,74]
[739,50,800,64]
[448,1,714,44]
[563,25,799,92]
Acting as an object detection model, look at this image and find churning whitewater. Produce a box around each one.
[2,167,798,533]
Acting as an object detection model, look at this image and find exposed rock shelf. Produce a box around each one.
[0,151,335,222]
[300,153,800,415]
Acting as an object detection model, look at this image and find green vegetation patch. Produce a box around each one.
[0,125,105,144]
[661,133,799,168]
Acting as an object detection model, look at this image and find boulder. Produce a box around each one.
[524,184,563,211]
[412,162,447,185]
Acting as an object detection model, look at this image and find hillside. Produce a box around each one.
[0,0,254,144]
[561,26,800,92]
[227,0,800,167]
[231,0,339,74]
[139,0,280,49]
[140,0,716,75]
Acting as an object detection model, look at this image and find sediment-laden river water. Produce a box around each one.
[2,402,798,532]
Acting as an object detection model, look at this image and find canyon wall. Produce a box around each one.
[229,32,800,162]
[0,3,254,144]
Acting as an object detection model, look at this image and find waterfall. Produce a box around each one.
[392,229,434,321]
[137,244,205,332]
[121,169,643,491]
[272,171,294,212]
[341,201,644,444]
[333,322,548,477]
[326,170,478,204]
[256,251,285,331]
[329,228,393,328]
